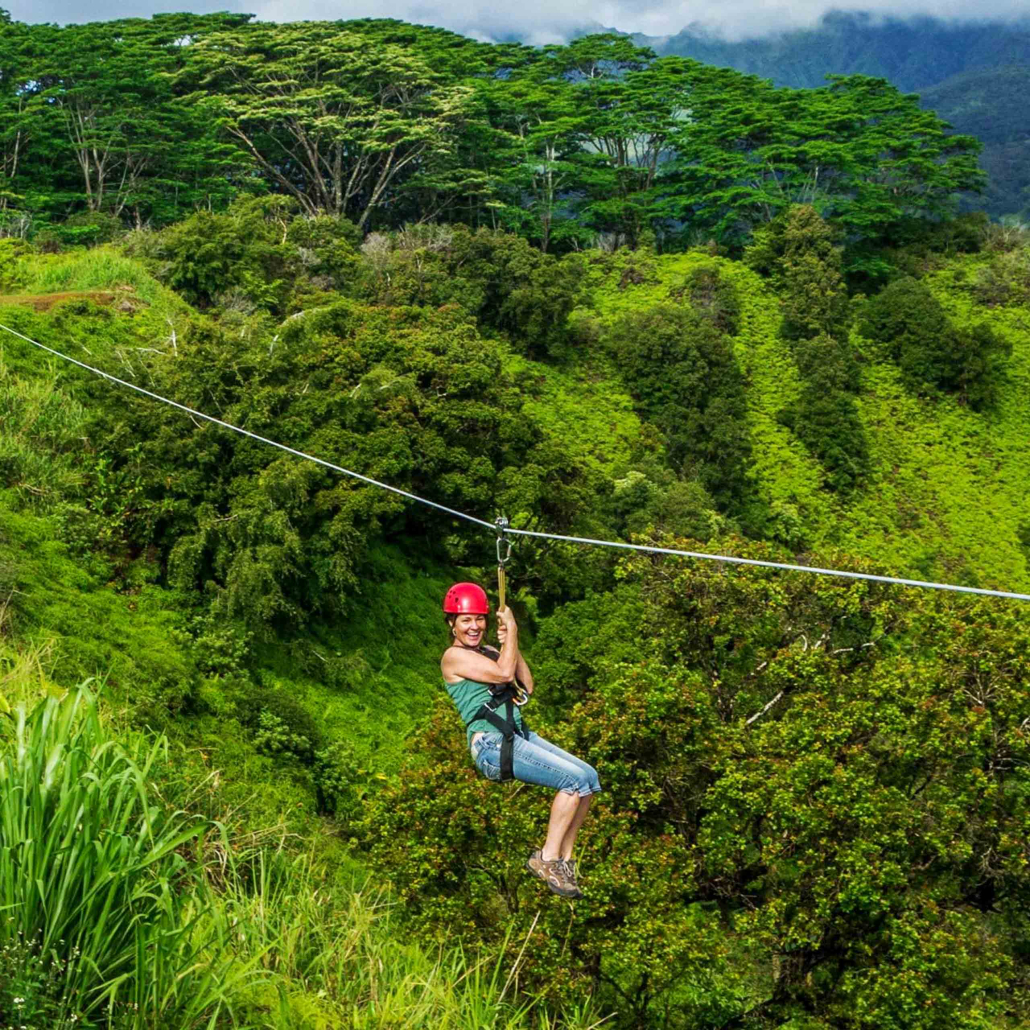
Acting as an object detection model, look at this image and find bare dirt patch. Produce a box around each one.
[0,285,142,313]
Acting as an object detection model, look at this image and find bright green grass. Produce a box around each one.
[242,552,457,772]
[582,248,1030,592]
[0,685,242,1028]
[13,245,188,317]
[502,350,644,481]
[0,681,608,1030]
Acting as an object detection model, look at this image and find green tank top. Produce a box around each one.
[444,676,524,748]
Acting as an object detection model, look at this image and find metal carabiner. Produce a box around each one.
[496,515,512,614]
[495,515,512,569]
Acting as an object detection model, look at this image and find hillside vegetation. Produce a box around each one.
[2,12,1030,1029]
[2,198,1030,1027]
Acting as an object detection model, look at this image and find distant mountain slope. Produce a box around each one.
[630,13,1030,218]
[920,64,1030,218]
[634,13,1030,91]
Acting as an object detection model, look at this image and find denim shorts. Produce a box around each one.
[471,730,601,797]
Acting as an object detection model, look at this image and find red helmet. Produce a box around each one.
[443,582,490,615]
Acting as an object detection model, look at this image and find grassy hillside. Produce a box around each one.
[578,248,1030,593]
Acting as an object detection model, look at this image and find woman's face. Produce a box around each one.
[452,613,487,649]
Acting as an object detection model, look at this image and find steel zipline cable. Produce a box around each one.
[3,318,1030,603]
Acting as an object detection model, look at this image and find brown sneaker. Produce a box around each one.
[560,859,584,899]
[526,850,579,898]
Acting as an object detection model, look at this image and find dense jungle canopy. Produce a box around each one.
[0,12,987,259]
[1,10,1030,1030]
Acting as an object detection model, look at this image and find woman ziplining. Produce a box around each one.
[440,582,601,899]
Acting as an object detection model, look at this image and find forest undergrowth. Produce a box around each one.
[0,180,1029,1027]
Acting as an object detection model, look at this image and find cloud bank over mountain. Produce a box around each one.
[9,0,1030,42]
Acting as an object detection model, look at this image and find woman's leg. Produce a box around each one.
[524,733,599,861]
[511,735,598,861]
[473,733,596,863]
[524,732,601,795]
[543,790,581,862]
[560,794,593,861]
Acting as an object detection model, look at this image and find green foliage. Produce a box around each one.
[968,237,1030,309]
[152,196,305,311]
[5,206,1030,1030]
[367,544,1030,1028]
[53,211,124,247]
[677,264,741,335]
[605,302,754,508]
[80,294,606,626]
[752,208,870,493]
[0,671,605,1028]
[0,13,992,259]
[750,205,851,342]
[660,70,983,249]
[779,334,869,493]
[861,276,1011,408]
[0,686,235,1027]
[177,21,475,229]
[359,224,585,358]
[0,359,87,508]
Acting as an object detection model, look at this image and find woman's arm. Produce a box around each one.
[497,620,534,694]
[515,652,534,694]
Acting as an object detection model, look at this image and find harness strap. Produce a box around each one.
[472,682,530,781]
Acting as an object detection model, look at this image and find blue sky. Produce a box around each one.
[9,0,1030,43]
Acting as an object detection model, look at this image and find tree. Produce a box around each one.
[178,22,475,228]
[481,58,593,252]
[357,225,584,358]
[606,303,754,508]
[861,276,1011,408]
[779,334,869,493]
[746,204,850,342]
[659,68,985,248]
[0,16,32,218]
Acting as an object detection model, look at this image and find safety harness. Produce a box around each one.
[469,646,530,782]
[466,517,529,781]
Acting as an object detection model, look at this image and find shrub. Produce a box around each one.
[154,195,301,311]
[677,264,741,335]
[971,249,1030,308]
[606,303,754,508]
[779,334,869,493]
[56,211,124,247]
[358,225,585,358]
[236,683,324,762]
[0,238,26,291]
[860,276,1010,408]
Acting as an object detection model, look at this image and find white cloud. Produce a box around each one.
[8,0,1030,42]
